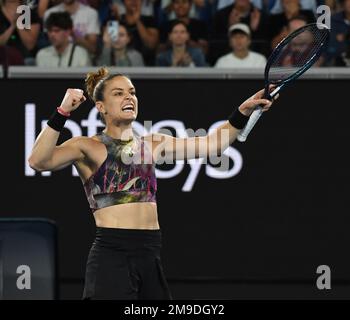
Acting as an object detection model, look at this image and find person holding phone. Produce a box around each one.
[97,21,144,66]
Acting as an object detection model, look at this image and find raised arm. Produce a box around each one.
[150,88,274,162]
[28,89,87,171]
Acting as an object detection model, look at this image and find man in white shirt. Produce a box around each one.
[215,23,267,68]
[36,12,91,67]
[43,0,100,54]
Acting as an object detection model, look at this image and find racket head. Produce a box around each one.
[263,23,330,96]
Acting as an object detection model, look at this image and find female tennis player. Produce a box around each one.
[28,67,274,300]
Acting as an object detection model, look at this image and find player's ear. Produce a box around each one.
[95,101,106,114]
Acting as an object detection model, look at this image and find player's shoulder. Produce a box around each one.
[66,135,102,148]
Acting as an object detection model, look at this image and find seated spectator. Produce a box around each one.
[269,0,317,14]
[110,0,159,65]
[278,15,326,66]
[271,14,307,48]
[324,0,343,14]
[215,23,266,67]
[160,0,208,55]
[37,0,62,19]
[0,0,40,65]
[156,20,206,66]
[97,22,144,65]
[36,12,91,66]
[159,0,212,24]
[44,0,100,54]
[212,0,267,41]
[326,0,350,65]
[278,26,315,66]
[217,0,262,11]
[268,0,315,48]
[88,0,118,26]
[110,0,157,18]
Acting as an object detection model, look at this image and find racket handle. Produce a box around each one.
[237,106,263,142]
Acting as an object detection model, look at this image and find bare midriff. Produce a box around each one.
[93,202,160,230]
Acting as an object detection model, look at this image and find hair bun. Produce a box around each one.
[85,67,109,101]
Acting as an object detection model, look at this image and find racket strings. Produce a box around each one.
[268,25,329,81]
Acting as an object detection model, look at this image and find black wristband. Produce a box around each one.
[228,108,250,129]
[47,109,68,132]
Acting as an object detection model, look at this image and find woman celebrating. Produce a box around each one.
[28,67,274,300]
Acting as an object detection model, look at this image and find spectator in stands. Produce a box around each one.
[36,12,91,67]
[114,0,159,65]
[159,0,213,24]
[212,0,266,41]
[217,0,262,11]
[214,23,266,67]
[324,0,343,14]
[110,0,157,18]
[156,20,206,66]
[160,0,208,55]
[326,0,350,65]
[269,0,317,14]
[276,15,326,66]
[97,22,144,65]
[210,0,268,64]
[87,0,117,26]
[271,14,307,48]
[37,0,62,19]
[267,0,315,48]
[0,0,40,65]
[44,0,100,55]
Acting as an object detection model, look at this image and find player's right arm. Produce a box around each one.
[28,88,86,172]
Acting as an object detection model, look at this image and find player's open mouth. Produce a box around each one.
[122,104,135,113]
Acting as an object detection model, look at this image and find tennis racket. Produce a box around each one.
[237,23,330,142]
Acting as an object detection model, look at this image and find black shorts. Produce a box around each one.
[82,227,172,300]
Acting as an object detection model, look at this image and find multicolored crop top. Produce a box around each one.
[83,132,157,212]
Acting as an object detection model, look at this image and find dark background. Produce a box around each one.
[1,77,349,299]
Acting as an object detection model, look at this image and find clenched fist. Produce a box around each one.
[60,89,86,113]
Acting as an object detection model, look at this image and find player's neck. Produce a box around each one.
[104,125,134,141]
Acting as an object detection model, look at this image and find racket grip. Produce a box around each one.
[237,106,263,142]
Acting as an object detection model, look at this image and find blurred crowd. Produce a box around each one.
[0,0,349,68]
